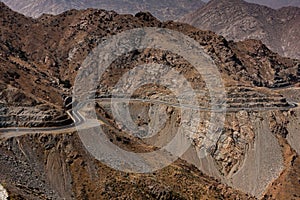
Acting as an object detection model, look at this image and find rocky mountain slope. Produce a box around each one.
[0,2,300,199]
[180,0,300,60]
[202,0,300,9]
[0,0,205,21]
[1,0,299,128]
[0,132,256,199]
[245,0,300,9]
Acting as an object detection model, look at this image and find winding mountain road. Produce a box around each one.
[0,97,298,139]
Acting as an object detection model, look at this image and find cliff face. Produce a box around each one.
[180,0,300,60]
[0,2,300,199]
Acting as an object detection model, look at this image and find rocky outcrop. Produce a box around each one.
[0,105,72,127]
[0,184,8,200]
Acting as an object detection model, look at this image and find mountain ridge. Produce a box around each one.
[180,0,300,59]
[202,0,300,9]
[0,0,205,21]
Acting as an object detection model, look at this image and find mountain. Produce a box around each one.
[0,2,300,199]
[245,0,300,9]
[202,0,300,9]
[0,0,205,21]
[180,0,300,59]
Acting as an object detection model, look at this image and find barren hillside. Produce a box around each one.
[0,2,300,199]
